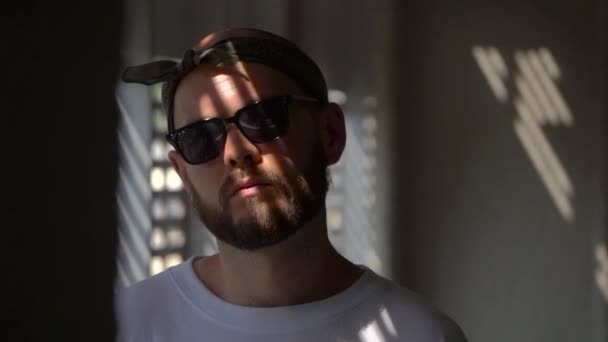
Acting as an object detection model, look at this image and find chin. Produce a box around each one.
[230,192,288,214]
[234,200,282,224]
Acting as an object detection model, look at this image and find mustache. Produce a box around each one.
[218,168,289,205]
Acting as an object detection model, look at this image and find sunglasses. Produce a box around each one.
[166,95,321,165]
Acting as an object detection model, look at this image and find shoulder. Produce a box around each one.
[365,272,468,342]
[114,267,183,341]
[115,268,176,315]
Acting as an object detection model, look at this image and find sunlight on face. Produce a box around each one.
[212,74,239,95]
[210,69,259,101]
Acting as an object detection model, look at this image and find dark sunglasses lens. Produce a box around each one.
[238,98,289,143]
[177,120,225,164]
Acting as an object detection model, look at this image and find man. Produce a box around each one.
[117,27,467,342]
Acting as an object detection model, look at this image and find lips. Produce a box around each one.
[231,178,272,197]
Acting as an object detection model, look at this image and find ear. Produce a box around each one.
[320,102,346,166]
[168,150,194,196]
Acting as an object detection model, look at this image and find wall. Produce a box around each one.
[388,1,606,341]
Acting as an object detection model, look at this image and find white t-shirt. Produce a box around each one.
[115,257,467,342]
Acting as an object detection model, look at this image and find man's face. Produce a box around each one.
[169,62,330,250]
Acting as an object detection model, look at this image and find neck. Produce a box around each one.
[194,209,363,307]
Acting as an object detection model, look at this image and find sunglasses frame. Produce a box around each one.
[166,95,321,164]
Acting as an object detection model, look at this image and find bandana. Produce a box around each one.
[121,37,328,132]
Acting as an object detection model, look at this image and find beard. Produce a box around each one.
[190,138,330,251]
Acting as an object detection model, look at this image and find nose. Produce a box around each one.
[223,124,262,170]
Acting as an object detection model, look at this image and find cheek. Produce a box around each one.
[285,136,319,172]
[185,162,224,205]
[259,152,297,179]
[269,115,319,170]
[259,141,312,183]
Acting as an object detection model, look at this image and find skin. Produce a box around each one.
[168,29,363,307]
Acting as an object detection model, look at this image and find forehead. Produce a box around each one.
[173,62,304,128]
